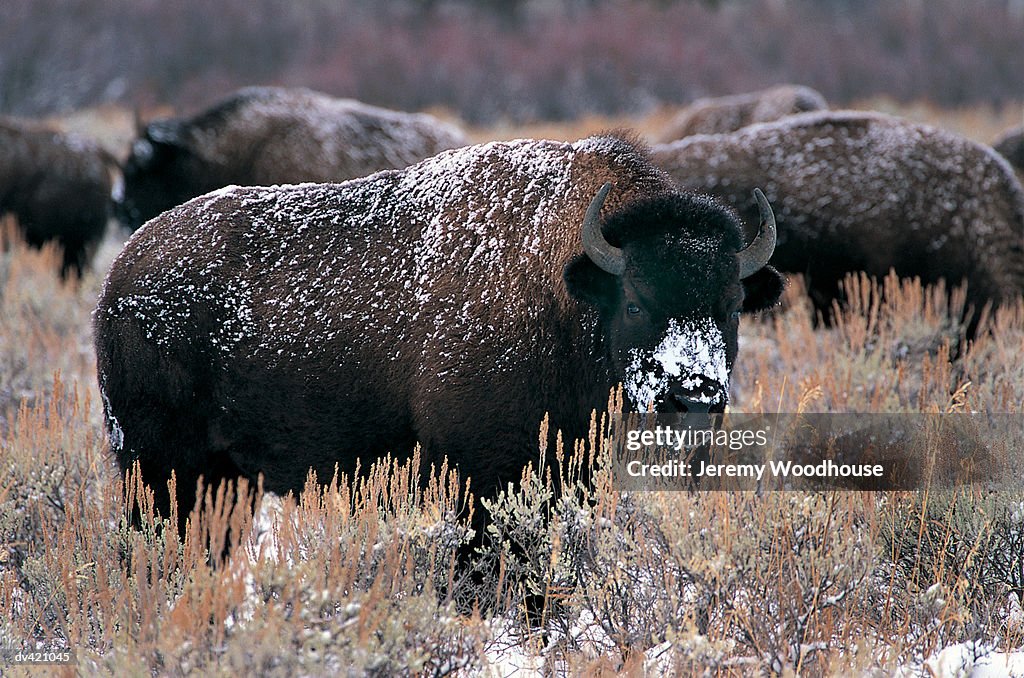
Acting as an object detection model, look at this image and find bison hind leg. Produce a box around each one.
[99,320,245,541]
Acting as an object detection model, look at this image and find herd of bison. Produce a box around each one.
[3,83,1024,530]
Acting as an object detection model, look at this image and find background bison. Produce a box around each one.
[652,111,1024,323]
[656,84,827,142]
[994,125,1024,178]
[1,118,115,277]
[95,134,782,529]
[114,86,470,231]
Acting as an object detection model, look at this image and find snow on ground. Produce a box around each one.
[925,643,1024,678]
[893,642,1024,678]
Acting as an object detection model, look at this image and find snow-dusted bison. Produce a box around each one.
[657,84,827,142]
[95,134,782,527]
[652,111,1024,320]
[994,125,1024,178]
[114,86,469,231]
[1,118,115,277]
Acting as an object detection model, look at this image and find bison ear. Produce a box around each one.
[564,254,619,308]
[741,265,785,313]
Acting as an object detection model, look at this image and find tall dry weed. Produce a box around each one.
[0,217,108,427]
[735,271,1023,413]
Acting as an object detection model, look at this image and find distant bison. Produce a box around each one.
[652,111,1024,320]
[1,118,115,277]
[114,86,470,231]
[993,125,1024,177]
[95,134,783,529]
[657,85,827,142]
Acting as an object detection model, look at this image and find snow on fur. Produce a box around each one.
[652,110,1024,310]
[103,137,609,372]
[624,318,728,410]
[180,86,469,177]
[116,86,471,230]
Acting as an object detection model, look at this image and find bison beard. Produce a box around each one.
[94,135,782,562]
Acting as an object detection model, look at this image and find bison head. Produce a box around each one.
[564,183,783,414]
[114,120,212,231]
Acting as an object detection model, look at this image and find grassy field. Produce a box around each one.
[2,103,1024,675]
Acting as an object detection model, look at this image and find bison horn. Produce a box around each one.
[581,182,626,276]
[737,188,777,279]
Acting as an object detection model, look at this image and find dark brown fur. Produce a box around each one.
[652,111,1024,324]
[95,134,782,532]
[994,125,1024,178]
[115,86,469,230]
[0,118,114,277]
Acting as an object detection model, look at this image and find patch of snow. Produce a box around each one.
[924,642,1024,678]
[624,317,728,410]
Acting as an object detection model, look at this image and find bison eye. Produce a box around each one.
[730,310,741,322]
[626,303,641,316]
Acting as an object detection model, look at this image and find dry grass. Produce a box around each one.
[0,217,99,426]
[735,273,1024,414]
[2,105,1024,674]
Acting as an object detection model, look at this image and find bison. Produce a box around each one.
[1,118,115,277]
[994,125,1024,178]
[657,84,827,142]
[114,86,470,231]
[95,134,783,531]
[651,111,1024,323]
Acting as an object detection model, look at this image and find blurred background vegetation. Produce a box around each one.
[2,0,1023,124]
